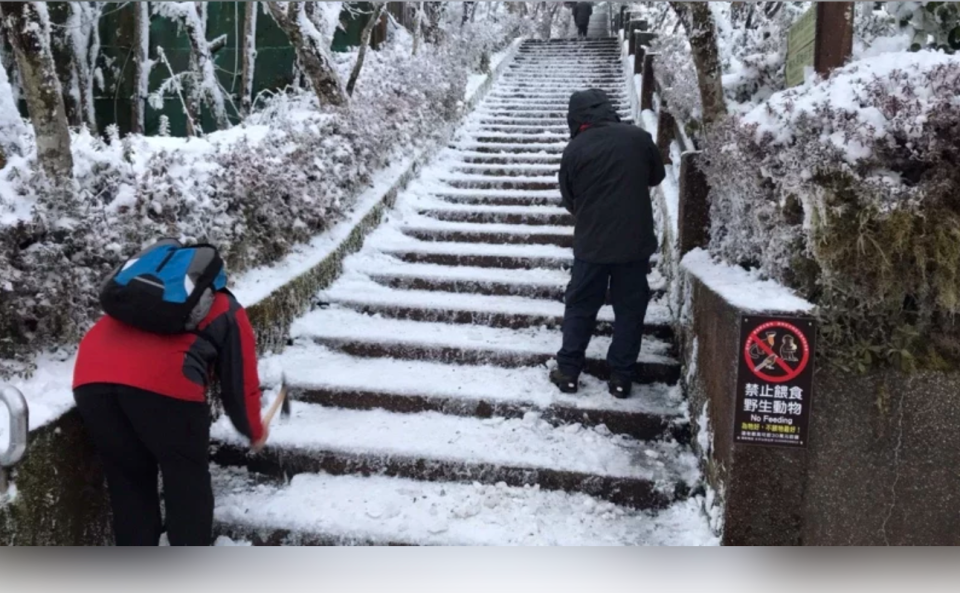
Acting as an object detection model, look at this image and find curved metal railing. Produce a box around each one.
[0,385,28,468]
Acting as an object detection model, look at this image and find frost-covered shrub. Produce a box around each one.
[704,51,960,369]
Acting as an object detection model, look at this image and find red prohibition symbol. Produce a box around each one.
[744,321,810,383]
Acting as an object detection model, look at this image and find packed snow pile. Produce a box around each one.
[0,16,524,372]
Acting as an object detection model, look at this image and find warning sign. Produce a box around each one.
[734,315,816,448]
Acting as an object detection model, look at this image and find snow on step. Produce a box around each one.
[348,252,573,287]
[321,272,672,327]
[289,308,675,364]
[348,253,667,295]
[211,401,695,486]
[214,469,714,546]
[213,469,715,546]
[272,343,683,419]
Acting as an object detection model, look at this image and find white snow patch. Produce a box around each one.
[213,468,718,546]
[212,402,697,485]
[681,248,814,314]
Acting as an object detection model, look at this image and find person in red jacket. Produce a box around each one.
[73,289,267,546]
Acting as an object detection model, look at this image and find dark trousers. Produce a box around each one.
[557,258,651,381]
[74,384,213,546]
[577,24,589,37]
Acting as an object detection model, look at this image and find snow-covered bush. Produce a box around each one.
[0,25,491,371]
[703,51,960,370]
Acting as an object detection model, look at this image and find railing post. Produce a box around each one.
[640,53,657,111]
[636,31,657,48]
[677,151,711,257]
[0,385,29,497]
[634,44,645,76]
[656,108,676,165]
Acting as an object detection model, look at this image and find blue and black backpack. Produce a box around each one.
[100,239,227,334]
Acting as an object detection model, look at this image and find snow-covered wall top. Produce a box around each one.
[681,248,814,314]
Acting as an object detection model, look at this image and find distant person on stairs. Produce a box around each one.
[72,240,268,546]
[551,89,665,398]
[573,2,593,38]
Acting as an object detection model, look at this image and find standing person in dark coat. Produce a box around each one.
[551,89,666,398]
[573,2,593,38]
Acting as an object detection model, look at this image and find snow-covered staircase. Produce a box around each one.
[210,36,711,546]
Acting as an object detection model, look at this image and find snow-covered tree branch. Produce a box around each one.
[153,2,231,130]
[346,2,386,96]
[266,1,348,107]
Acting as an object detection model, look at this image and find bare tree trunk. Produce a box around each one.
[154,2,230,130]
[412,2,424,56]
[539,2,560,39]
[266,2,348,107]
[50,2,99,131]
[670,1,728,127]
[131,1,151,134]
[1,2,73,181]
[240,0,258,115]
[346,3,385,96]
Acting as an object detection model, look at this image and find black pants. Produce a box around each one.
[577,24,589,38]
[74,384,213,546]
[557,258,651,382]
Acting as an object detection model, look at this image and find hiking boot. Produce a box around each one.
[549,369,579,394]
[608,377,632,399]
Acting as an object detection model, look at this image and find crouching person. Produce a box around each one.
[551,89,665,399]
[73,239,267,546]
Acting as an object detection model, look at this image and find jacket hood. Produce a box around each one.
[567,89,620,138]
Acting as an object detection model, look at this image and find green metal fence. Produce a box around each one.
[85,2,372,137]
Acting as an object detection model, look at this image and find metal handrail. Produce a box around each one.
[0,385,28,468]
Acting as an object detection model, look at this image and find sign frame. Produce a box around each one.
[734,314,817,449]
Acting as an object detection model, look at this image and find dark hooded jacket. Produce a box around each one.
[573,2,594,28]
[559,89,666,264]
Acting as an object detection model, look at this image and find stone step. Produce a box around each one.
[349,256,574,298]
[210,402,694,509]
[467,124,570,135]
[453,141,566,154]
[460,133,569,145]
[506,66,623,73]
[449,164,558,177]
[453,153,562,165]
[212,468,709,546]
[473,118,633,128]
[321,275,673,339]
[481,100,629,110]
[290,308,679,384]
[271,345,686,441]
[477,108,628,118]
[439,176,557,191]
[501,74,622,83]
[402,226,572,247]
[437,194,562,206]
[365,266,668,304]
[418,207,573,226]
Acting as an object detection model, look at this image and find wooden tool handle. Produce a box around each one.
[262,383,288,427]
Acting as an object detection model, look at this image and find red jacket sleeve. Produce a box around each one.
[215,298,264,442]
